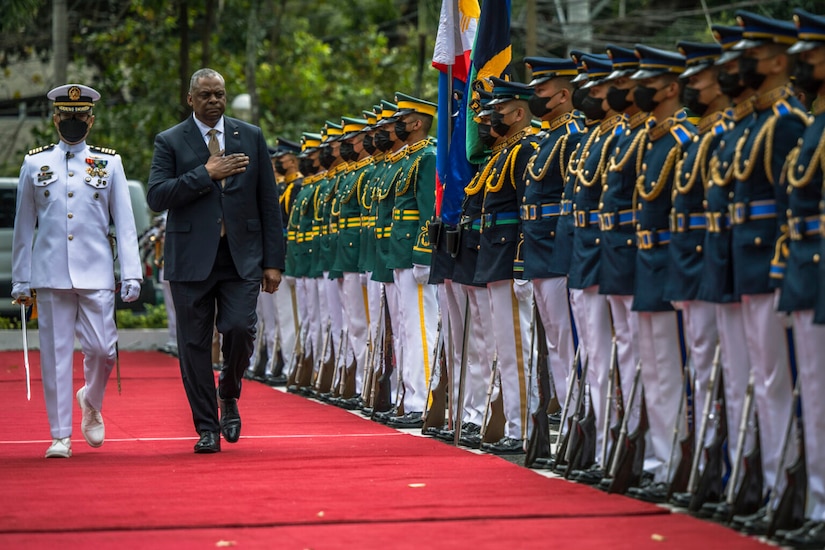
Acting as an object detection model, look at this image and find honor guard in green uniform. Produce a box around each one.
[777,9,825,548]
[475,77,541,455]
[726,13,807,533]
[331,116,373,404]
[624,45,695,503]
[382,92,438,429]
[520,56,585,463]
[286,133,323,390]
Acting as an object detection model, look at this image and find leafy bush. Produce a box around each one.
[0,303,168,330]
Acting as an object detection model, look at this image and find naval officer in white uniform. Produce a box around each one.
[12,84,142,458]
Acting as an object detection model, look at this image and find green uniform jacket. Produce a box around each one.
[359,153,386,274]
[387,138,436,270]
[289,176,321,278]
[333,157,374,273]
[371,153,403,283]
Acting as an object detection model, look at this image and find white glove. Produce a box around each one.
[412,264,430,285]
[121,279,142,303]
[11,282,32,305]
[513,279,533,302]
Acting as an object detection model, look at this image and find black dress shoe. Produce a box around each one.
[570,466,605,485]
[548,411,562,426]
[218,392,241,443]
[783,520,825,549]
[627,481,669,504]
[194,431,221,453]
[669,491,693,509]
[386,412,424,429]
[459,432,482,448]
[264,374,287,386]
[531,456,556,469]
[731,505,767,530]
[481,436,525,455]
[422,425,443,437]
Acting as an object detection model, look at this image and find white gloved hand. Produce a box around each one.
[121,279,142,303]
[513,279,533,302]
[412,264,431,285]
[11,282,32,305]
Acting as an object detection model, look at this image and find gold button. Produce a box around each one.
[814,254,820,263]
[696,245,702,253]
[754,237,762,245]
[406,233,410,237]
[68,171,74,177]
[595,238,600,244]
[627,239,633,246]
[68,213,73,219]
[728,192,734,199]
[550,231,555,237]
[603,184,608,191]
[599,202,604,209]
[44,190,50,197]
[702,200,708,208]
[68,235,73,240]
[68,192,74,197]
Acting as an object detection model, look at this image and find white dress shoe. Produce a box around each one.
[45,437,72,458]
[76,387,105,447]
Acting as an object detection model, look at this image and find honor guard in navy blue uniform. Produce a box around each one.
[775,10,825,548]
[520,57,583,428]
[475,77,540,454]
[596,46,648,475]
[12,84,142,458]
[444,90,498,447]
[624,46,695,503]
[663,41,729,501]
[727,14,807,529]
[698,25,758,500]
[567,53,628,474]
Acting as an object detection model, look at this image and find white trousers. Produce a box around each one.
[533,277,575,407]
[341,272,369,390]
[160,267,177,348]
[636,310,683,482]
[793,310,825,520]
[273,276,298,373]
[446,281,490,426]
[36,288,117,439]
[393,268,438,413]
[606,294,642,435]
[249,291,277,370]
[741,293,795,496]
[569,286,613,467]
[488,280,535,440]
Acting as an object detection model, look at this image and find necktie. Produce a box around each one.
[207,129,226,236]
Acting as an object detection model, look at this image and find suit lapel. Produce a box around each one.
[184,116,211,164]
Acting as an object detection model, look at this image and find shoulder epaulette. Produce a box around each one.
[670,124,692,146]
[28,144,55,155]
[89,145,117,155]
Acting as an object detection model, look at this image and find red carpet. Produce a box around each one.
[0,350,769,548]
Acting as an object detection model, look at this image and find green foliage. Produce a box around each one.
[115,303,169,329]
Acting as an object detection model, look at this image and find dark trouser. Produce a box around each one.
[171,237,260,433]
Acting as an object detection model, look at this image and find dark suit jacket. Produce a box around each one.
[147,115,284,282]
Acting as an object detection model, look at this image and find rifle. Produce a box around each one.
[480,351,504,444]
[285,321,304,389]
[422,314,446,432]
[370,289,395,416]
[599,337,618,469]
[565,386,597,478]
[525,305,552,466]
[555,353,589,474]
[606,360,643,494]
[665,360,693,499]
[453,295,471,446]
[717,373,762,522]
[553,343,581,459]
[689,369,727,513]
[361,290,385,414]
[329,327,348,399]
[766,346,806,538]
[312,318,334,395]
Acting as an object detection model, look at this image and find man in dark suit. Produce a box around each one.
[147,68,284,454]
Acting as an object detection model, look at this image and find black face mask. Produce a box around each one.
[580,95,606,120]
[528,91,561,118]
[680,86,709,116]
[793,60,824,96]
[633,85,661,113]
[319,146,335,169]
[375,128,394,152]
[339,142,356,162]
[362,134,376,155]
[572,87,589,111]
[477,123,497,148]
[606,86,633,112]
[394,120,411,142]
[490,110,511,137]
[58,118,89,144]
[738,56,766,91]
[717,70,745,98]
[299,157,315,175]
[275,160,287,176]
